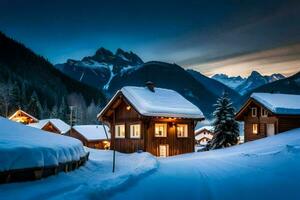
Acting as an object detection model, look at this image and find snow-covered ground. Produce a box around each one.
[0,149,157,200]
[2,116,300,200]
[110,129,300,200]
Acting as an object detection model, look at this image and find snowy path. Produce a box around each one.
[110,130,300,200]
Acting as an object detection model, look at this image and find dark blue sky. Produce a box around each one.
[1,0,300,76]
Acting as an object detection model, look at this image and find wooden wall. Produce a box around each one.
[278,116,300,133]
[242,101,278,142]
[69,129,107,149]
[108,97,196,156]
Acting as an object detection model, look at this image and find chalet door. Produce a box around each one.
[159,145,169,157]
[266,124,275,137]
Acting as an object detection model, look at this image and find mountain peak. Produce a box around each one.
[249,70,262,77]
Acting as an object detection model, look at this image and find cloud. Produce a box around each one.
[188,43,300,77]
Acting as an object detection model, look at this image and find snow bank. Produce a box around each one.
[0,117,85,171]
[251,93,300,115]
[0,149,158,200]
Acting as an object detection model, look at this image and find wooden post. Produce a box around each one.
[112,110,116,173]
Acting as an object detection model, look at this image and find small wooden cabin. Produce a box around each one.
[9,109,38,124]
[195,126,214,145]
[28,119,71,135]
[235,93,300,142]
[98,83,204,157]
[69,125,110,149]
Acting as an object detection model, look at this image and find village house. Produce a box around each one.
[28,119,71,135]
[235,93,300,142]
[69,125,110,149]
[195,126,214,145]
[97,82,204,157]
[8,109,38,124]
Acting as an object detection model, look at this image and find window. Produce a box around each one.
[177,124,188,138]
[115,124,125,138]
[155,123,167,137]
[252,124,258,134]
[261,108,268,117]
[251,107,257,117]
[130,124,141,138]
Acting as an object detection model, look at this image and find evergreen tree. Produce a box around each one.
[206,92,239,150]
[58,97,69,121]
[20,82,28,109]
[11,81,21,108]
[27,91,43,118]
[50,105,59,118]
[42,101,50,119]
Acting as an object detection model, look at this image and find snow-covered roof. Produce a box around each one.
[73,125,110,141]
[0,117,85,171]
[9,109,38,121]
[251,93,300,115]
[28,119,71,134]
[195,126,214,134]
[99,86,204,119]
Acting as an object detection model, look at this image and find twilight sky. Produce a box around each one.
[1,0,300,77]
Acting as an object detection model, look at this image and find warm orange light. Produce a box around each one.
[126,106,131,111]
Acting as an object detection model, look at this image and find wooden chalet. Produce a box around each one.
[98,82,204,157]
[8,109,38,124]
[235,93,300,142]
[195,126,214,145]
[28,119,71,135]
[69,125,110,149]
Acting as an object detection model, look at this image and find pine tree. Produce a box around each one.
[20,82,28,109]
[27,91,43,118]
[42,101,50,119]
[58,97,69,121]
[50,105,59,118]
[206,92,239,150]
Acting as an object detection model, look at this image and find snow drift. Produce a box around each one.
[0,117,86,171]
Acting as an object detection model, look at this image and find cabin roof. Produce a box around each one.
[28,119,71,134]
[195,126,214,135]
[9,109,38,122]
[250,93,300,115]
[235,93,300,120]
[72,125,110,141]
[98,86,204,119]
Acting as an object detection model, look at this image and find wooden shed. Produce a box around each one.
[28,119,71,135]
[98,83,204,157]
[69,125,110,149]
[235,93,300,142]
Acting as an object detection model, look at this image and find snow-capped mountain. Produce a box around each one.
[55,47,144,90]
[211,74,246,89]
[212,71,285,95]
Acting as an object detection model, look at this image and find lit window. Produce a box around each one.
[251,107,257,117]
[177,124,188,138]
[253,124,258,134]
[115,124,125,138]
[261,108,268,117]
[155,123,167,137]
[130,124,141,138]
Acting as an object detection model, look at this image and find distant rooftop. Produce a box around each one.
[73,125,110,141]
[251,93,300,115]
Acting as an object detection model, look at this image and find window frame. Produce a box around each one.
[251,107,257,117]
[261,108,268,117]
[130,123,141,139]
[176,124,188,138]
[252,123,258,134]
[154,123,167,137]
[115,124,125,139]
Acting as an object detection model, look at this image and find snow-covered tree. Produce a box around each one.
[58,97,69,121]
[206,92,239,150]
[50,105,59,118]
[27,91,43,118]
